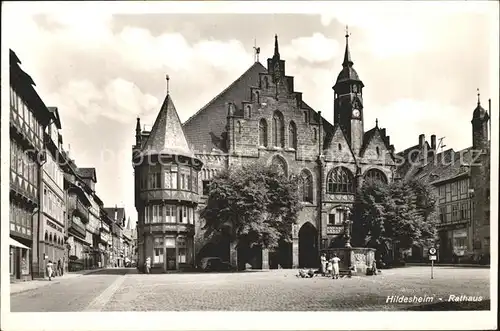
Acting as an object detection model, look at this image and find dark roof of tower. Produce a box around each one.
[103,207,126,224]
[473,103,488,120]
[140,93,194,158]
[334,32,363,88]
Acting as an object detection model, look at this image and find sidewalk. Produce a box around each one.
[10,268,104,295]
[405,262,490,268]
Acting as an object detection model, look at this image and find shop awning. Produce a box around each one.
[10,237,31,250]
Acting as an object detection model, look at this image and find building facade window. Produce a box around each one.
[259,119,268,147]
[327,167,355,194]
[313,128,317,141]
[298,169,313,202]
[364,168,387,184]
[288,121,297,150]
[154,237,164,264]
[328,208,345,225]
[272,111,284,148]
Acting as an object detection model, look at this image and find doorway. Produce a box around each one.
[299,222,318,268]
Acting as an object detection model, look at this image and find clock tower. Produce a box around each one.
[333,27,365,155]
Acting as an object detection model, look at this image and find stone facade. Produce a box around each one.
[179,34,397,269]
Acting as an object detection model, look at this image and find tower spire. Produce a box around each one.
[342,25,353,67]
[166,74,170,95]
[274,34,280,58]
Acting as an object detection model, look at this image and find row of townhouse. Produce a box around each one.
[8,49,130,281]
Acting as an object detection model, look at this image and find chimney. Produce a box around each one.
[430,135,436,150]
[114,204,118,221]
[418,134,425,149]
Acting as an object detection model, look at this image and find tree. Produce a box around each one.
[200,163,302,250]
[352,178,438,261]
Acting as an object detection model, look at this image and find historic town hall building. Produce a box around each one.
[133,33,400,271]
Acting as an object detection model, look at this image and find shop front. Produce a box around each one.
[9,236,31,282]
[144,232,195,271]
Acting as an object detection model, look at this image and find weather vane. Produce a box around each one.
[477,88,480,105]
[166,74,170,94]
[345,25,351,38]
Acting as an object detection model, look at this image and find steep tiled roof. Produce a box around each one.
[140,94,194,158]
[182,62,267,152]
[182,62,335,153]
[77,168,96,182]
[404,147,472,185]
[103,207,126,225]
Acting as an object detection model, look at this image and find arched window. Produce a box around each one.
[304,111,308,123]
[271,155,287,177]
[288,121,297,150]
[313,128,317,141]
[272,111,284,148]
[299,169,313,202]
[376,146,380,156]
[259,119,268,147]
[264,76,269,89]
[45,231,48,242]
[338,144,342,151]
[49,233,53,243]
[246,105,252,118]
[364,168,388,184]
[255,91,260,104]
[327,167,355,193]
[237,121,242,134]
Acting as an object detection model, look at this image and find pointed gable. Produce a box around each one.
[182,62,267,153]
[141,94,194,158]
[323,124,355,162]
[360,126,394,163]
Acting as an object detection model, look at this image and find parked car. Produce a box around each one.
[199,257,233,272]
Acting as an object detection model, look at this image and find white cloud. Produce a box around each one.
[368,98,472,152]
[319,1,493,58]
[282,33,340,63]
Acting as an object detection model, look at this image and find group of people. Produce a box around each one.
[297,253,342,279]
[45,259,64,281]
[321,253,342,279]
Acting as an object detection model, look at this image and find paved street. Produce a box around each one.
[10,267,490,312]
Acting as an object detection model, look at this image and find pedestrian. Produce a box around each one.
[46,260,54,281]
[145,256,151,274]
[57,259,62,277]
[331,253,341,280]
[320,253,327,276]
[326,256,333,277]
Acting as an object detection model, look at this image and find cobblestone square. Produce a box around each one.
[11,266,490,312]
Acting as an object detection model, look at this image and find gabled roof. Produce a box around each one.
[47,106,62,129]
[323,123,356,161]
[409,147,472,185]
[182,62,267,152]
[359,125,393,158]
[103,207,126,225]
[77,168,97,182]
[140,94,194,158]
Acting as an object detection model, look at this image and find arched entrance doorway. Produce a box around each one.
[299,222,318,268]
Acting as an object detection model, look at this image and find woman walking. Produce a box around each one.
[46,260,54,281]
[326,256,333,277]
[331,254,341,280]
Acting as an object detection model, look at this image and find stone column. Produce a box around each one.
[229,241,238,269]
[262,248,269,269]
[292,238,299,268]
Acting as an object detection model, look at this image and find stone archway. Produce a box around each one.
[299,222,318,268]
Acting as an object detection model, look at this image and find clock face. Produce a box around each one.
[352,109,361,118]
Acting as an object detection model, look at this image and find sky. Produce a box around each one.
[3,1,498,229]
